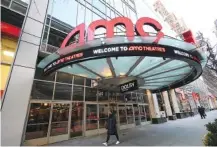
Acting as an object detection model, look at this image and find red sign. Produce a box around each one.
[182,30,196,44]
[60,17,164,53]
[192,92,200,101]
[1,22,21,38]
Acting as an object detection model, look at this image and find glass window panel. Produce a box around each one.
[74,76,84,86]
[86,104,98,130]
[130,57,164,76]
[85,8,92,27]
[77,3,85,25]
[1,0,11,7]
[73,86,84,101]
[137,93,144,103]
[50,0,77,27]
[71,102,83,137]
[111,57,140,76]
[59,65,98,79]
[99,104,109,128]
[48,27,67,48]
[86,78,91,87]
[98,90,109,102]
[139,105,146,122]
[145,106,151,121]
[50,103,70,136]
[14,0,29,5]
[54,84,72,100]
[31,81,54,100]
[126,105,133,117]
[141,60,189,78]
[144,67,191,79]
[129,9,137,24]
[11,1,27,14]
[56,72,73,84]
[85,87,97,101]
[25,103,51,140]
[34,68,55,81]
[119,105,127,125]
[117,93,125,102]
[108,92,116,102]
[114,0,124,15]
[93,0,106,14]
[80,59,111,77]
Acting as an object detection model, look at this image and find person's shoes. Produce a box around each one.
[102,142,108,146]
[116,141,120,144]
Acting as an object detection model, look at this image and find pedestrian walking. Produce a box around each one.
[103,110,120,146]
[201,106,206,118]
[198,106,205,119]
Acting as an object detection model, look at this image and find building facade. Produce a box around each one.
[1,0,214,146]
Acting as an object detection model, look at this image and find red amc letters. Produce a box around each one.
[60,17,164,50]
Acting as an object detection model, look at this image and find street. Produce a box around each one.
[49,110,217,146]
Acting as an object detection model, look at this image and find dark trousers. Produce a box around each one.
[199,112,206,119]
[106,132,119,142]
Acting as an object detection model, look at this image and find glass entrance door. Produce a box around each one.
[70,102,83,138]
[133,104,140,126]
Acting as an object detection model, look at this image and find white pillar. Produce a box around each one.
[1,0,49,145]
[169,89,180,113]
[209,98,214,109]
[162,91,173,116]
[152,93,161,118]
[147,90,160,118]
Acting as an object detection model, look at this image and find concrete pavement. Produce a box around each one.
[49,110,217,146]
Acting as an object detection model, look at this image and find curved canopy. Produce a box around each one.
[38,35,207,93]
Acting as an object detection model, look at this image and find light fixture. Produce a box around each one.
[3,51,14,57]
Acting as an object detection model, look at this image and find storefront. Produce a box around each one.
[1,0,207,146]
[24,71,151,145]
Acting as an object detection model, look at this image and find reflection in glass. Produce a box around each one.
[134,105,140,125]
[71,102,83,137]
[108,92,116,102]
[54,84,72,100]
[117,93,125,102]
[139,105,146,122]
[126,105,134,124]
[98,90,108,102]
[73,86,84,101]
[85,88,97,101]
[119,105,127,125]
[86,104,98,130]
[56,72,73,84]
[74,76,84,85]
[145,106,151,121]
[50,103,70,136]
[99,104,109,128]
[31,80,54,100]
[25,103,51,140]
[34,68,55,81]
[11,1,27,14]
[86,78,91,87]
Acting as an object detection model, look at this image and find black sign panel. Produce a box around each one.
[43,44,200,76]
[120,80,138,93]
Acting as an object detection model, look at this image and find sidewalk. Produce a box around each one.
[49,110,217,146]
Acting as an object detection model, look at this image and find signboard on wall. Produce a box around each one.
[120,80,138,93]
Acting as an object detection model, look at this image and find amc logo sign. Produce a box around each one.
[60,17,164,54]
[120,80,138,93]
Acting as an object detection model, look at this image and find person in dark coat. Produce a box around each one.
[198,106,205,119]
[103,110,120,146]
[201,106,206,118]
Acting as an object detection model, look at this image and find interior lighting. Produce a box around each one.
[3,51,14,57]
